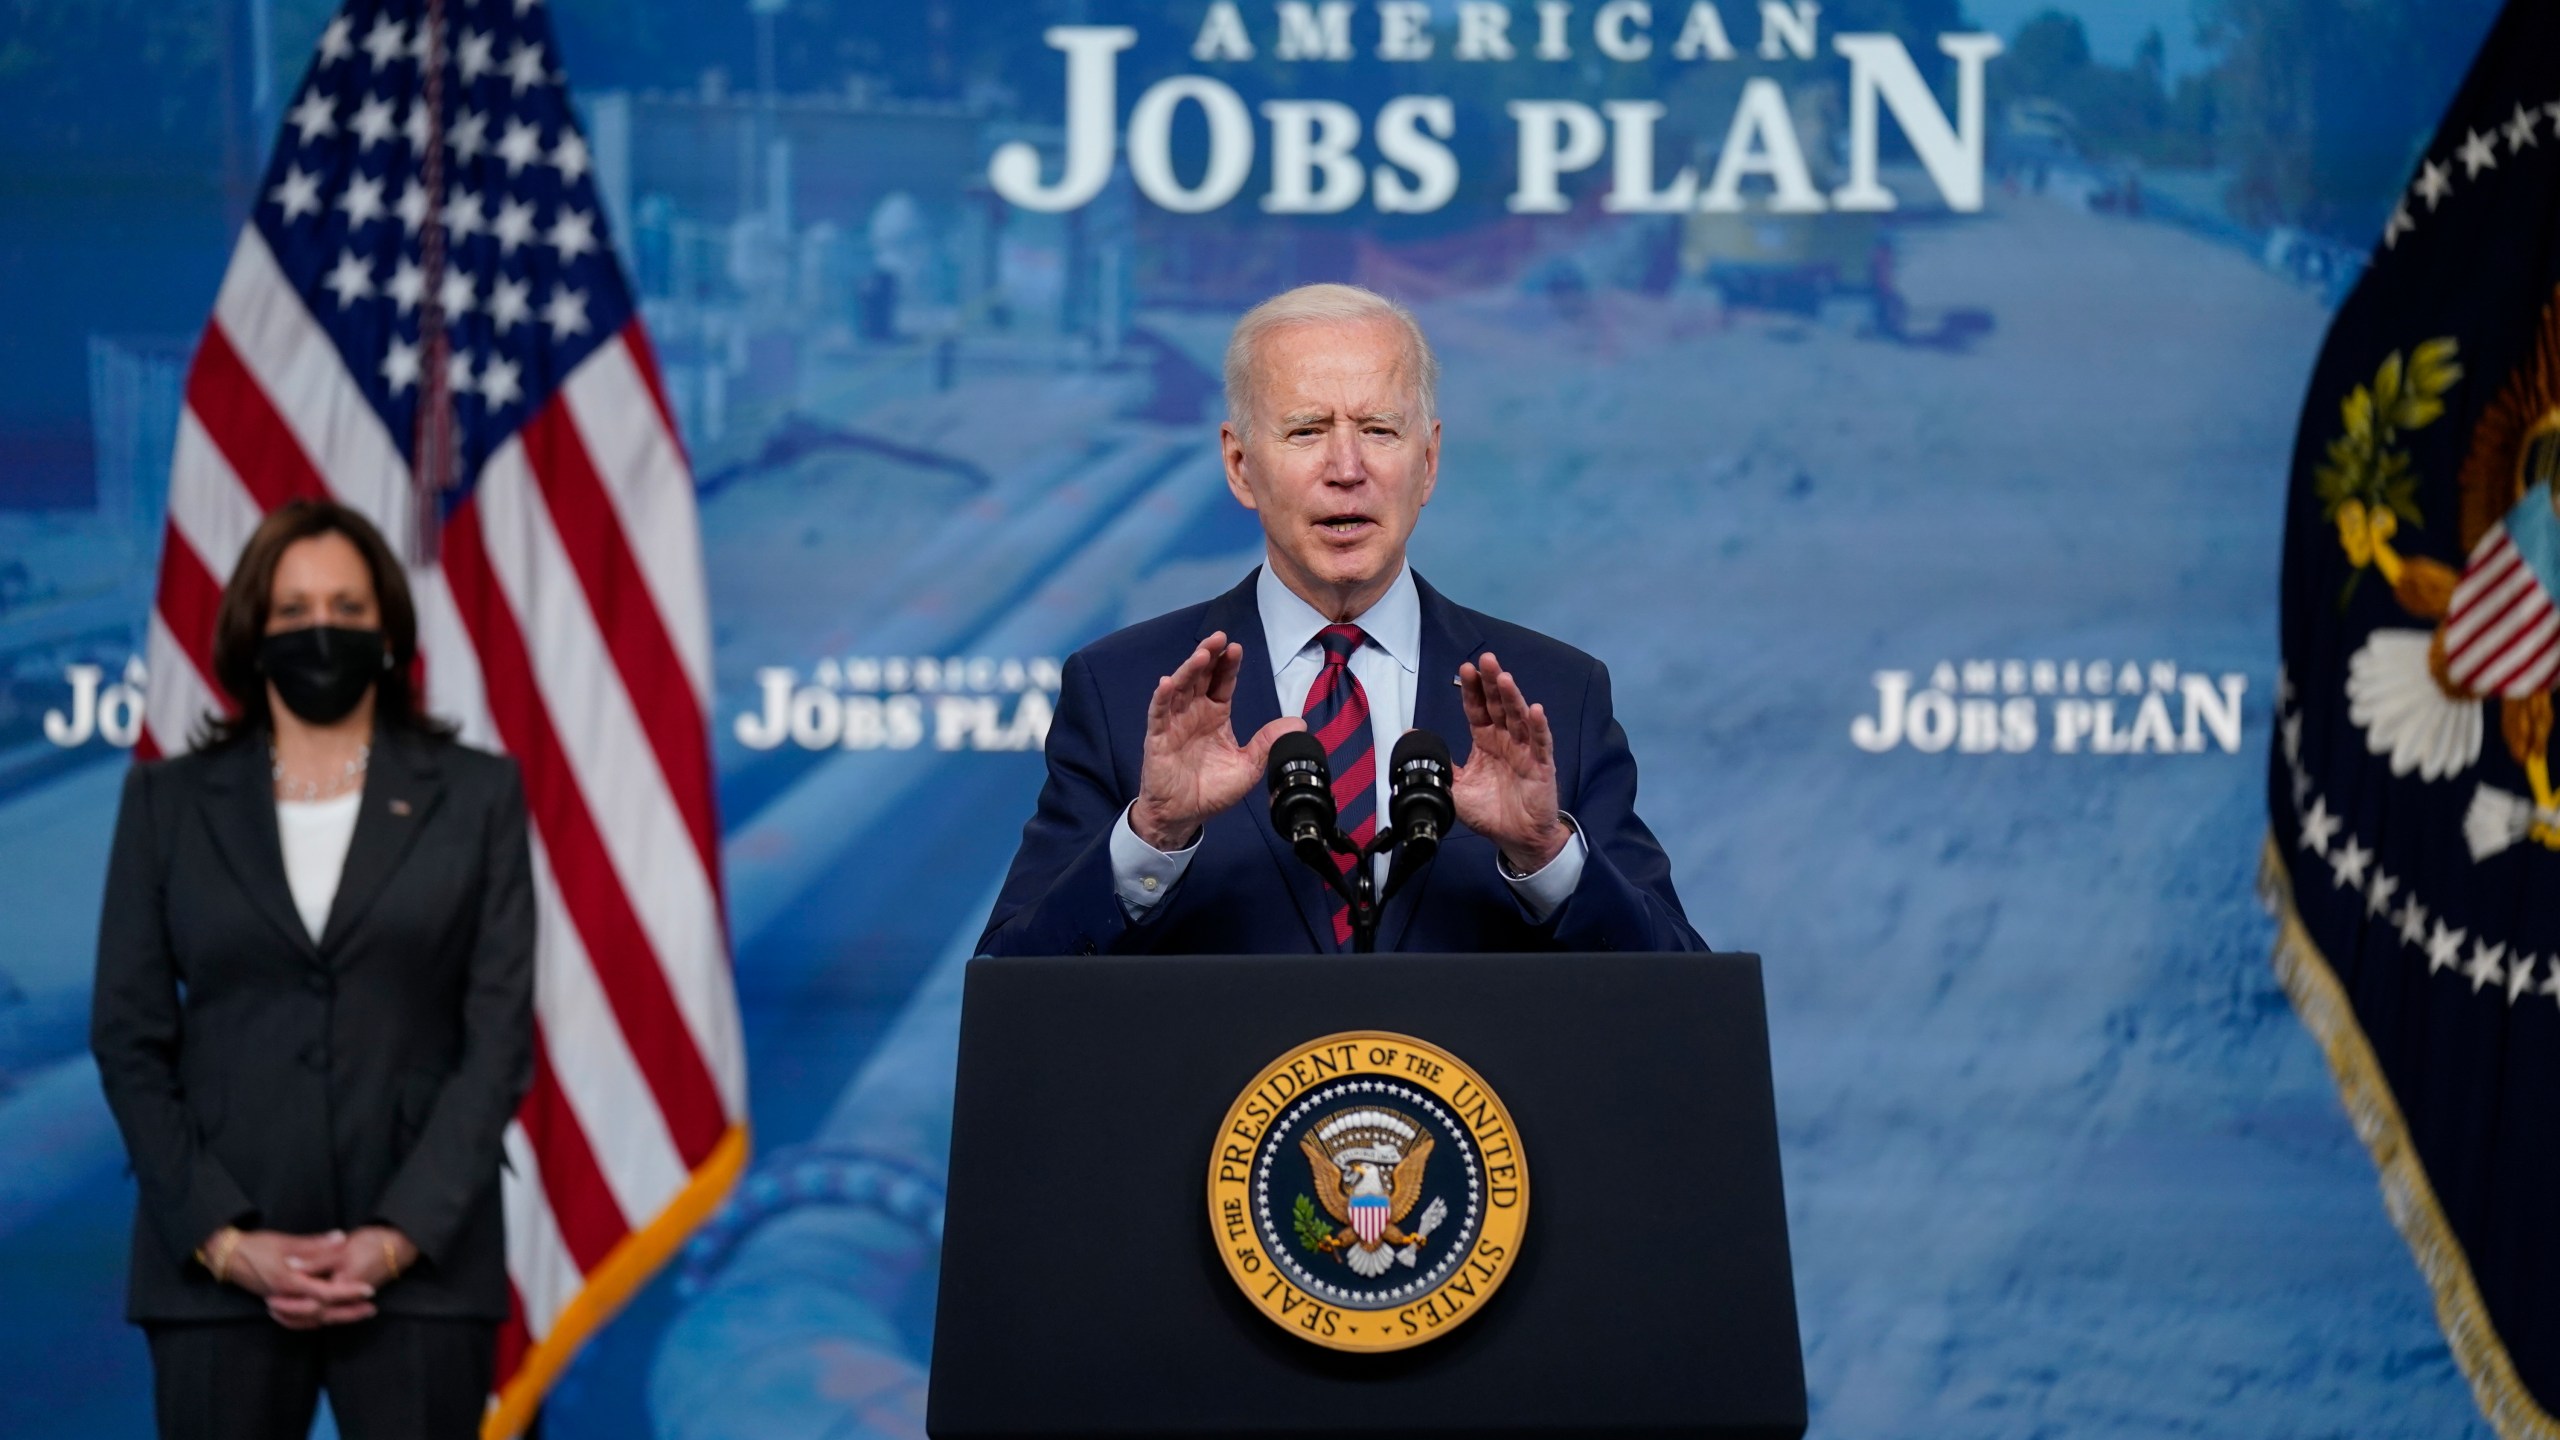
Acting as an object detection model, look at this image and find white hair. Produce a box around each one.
[1223,283,1440,430]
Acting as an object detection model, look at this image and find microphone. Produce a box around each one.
[1387,729,1455,870]
[1266,730,1336,855]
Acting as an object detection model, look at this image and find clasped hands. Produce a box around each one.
[1127,632,1570,872]
[202,1224,419,1329]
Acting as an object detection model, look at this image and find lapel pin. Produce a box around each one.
[389,798,413,817]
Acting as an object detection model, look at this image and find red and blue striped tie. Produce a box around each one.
[1301,623,1376,948]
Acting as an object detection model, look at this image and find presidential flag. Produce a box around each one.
[2270,3,2560,1436]
[138,1,747,1433]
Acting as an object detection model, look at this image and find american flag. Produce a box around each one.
[138,1,748,1432]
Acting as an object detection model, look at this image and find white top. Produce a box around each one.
[277,792,363,941]
[1109,561,1586,925]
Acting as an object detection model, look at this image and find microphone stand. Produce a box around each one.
[1270,729,1450,956]
[1295,826,1428,955]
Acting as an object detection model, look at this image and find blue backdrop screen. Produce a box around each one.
[0,1,2512,1435]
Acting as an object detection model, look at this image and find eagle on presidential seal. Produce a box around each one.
[1298,1108,1450,1279]
[2331,288,2560,860]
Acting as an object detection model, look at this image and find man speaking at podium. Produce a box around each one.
[979,284,1705,957]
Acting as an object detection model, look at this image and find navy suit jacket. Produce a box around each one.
[979,569,1706,956]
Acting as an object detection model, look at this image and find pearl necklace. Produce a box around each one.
[272,742,370,802]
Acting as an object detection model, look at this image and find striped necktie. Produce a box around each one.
[1301,623,1376,949]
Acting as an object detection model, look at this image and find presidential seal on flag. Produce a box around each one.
[1208,1031,1526,1353]
[2335,304,2560,860]
[2270,4,2560,1436]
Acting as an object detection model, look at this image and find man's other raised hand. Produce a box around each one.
[1455,651,1569,874]
[1130,632,1306,851]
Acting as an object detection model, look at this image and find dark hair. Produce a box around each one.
[195,498,455,748]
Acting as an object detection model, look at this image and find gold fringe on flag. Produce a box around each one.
[2259,836,2559,1440]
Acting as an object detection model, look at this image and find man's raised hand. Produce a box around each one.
[1130,632,1306,851]
[1454,651,1568,873]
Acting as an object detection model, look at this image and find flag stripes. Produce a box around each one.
[517,402,722,881]
[184,331,334,511]
[2446,527,2560,697]
[439,488,730,1163]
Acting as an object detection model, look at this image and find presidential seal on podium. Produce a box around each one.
[1208,1031,1529,1352]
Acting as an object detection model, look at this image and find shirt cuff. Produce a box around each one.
[1499,813,1586,924]
[1111,803,1201,920]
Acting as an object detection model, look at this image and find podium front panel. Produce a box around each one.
[929,952,1804,1439]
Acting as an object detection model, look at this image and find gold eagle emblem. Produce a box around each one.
[1299,1108,1443,1278]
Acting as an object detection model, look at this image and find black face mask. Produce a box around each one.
[258,626,388,725]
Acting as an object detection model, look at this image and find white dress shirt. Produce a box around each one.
[1108,562,1587,927]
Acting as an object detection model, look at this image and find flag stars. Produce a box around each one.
[350,94,397,150]
[504,39,549,93]
[492,197,537,254]
[497,119,545,175]
[361,15,409,70]
[316,15,354,66]
[2458,128,2499,178]
[457,29,497,84]
[2425,919,2468,975]
[2383,200,2416,249]
[389,256,427,313]
[269,165,323,223]
[2393,896,2428,950]
[478,354,524,410]
[442,188,489,242]
[403,102,431,154]
[2542,959,2560,1012]
[382,336,422,394]
[2505,103,2541,152]
[397,178,430,235]
[287,91,337,145]
[321,251,375,309]
[439,268,479,319]
[2364,867,2398,920]
[447,349,478,397]
[489,275,532,333]
[448,109,491,165]
[2509,953,2541,1007]
[2327,835,2371,892]
[2463,940,2507,994]
[2281,713,2302,764]
[542,285,590,341]
[2298,797,2340,857]
[2413,159,2451,212]
[337,173,386,230]
[546,207,597,263]
[549,130,590,184]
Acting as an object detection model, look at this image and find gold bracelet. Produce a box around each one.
[203,1229,241,1285]
[381,1235,402,1281]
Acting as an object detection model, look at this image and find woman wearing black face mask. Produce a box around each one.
[91,499,533,1440]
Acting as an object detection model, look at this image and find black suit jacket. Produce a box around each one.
[91,725,535,1322]
[980,569,1707,956]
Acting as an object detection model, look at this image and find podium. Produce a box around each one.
[928,952,1804,1439]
